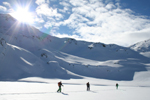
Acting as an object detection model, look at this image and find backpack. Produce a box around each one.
[58,82,61,86]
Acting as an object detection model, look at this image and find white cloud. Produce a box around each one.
[34,0,150,46]
[36,3,63,19]
[35,0,65,35]
[69,0,88,6]
[35,0,46,5]
[59,1,71,13]
[61,13,89,29]
[52,32,81,40]
[72,6,91,16]
[105,3,116,9]
[59,7,70,13]
[35,17,45,23]
[0,6,7,12]
[7,8,14,12]
[3,2,11,8]
[53,0,150,46]
[60,1,71,7]
[44,21,53,28]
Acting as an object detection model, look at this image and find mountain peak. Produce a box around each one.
[130,39,150,52]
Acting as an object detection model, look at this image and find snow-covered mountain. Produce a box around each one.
[0,14,150,81]
[130,39,150,58]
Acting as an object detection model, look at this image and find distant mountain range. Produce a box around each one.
[0,14,149,81]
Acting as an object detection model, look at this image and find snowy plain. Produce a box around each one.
[1,77,150,100]
[0,14,150,100]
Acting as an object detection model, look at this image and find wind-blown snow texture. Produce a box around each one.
[0,14,150,81]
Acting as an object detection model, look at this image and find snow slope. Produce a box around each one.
[130,39,150,58]
[0,14,150,82]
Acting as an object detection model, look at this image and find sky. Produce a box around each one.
[0,0,150,47]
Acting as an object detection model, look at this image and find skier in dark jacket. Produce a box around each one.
[86,82,90,91]
[57,81,63,92]
[116,83,119,89]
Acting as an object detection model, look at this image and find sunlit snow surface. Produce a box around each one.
[0,77,150,100]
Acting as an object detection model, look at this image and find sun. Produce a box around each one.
[10,7,34,24]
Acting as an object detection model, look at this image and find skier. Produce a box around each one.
[57,81,63,92]
[116,83,119,89]
[86,82,90,91]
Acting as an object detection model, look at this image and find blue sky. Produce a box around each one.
[0,0,150,47]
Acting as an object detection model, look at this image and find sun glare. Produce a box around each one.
[11,7,34,24]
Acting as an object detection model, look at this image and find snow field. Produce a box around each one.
[0,78,150,100]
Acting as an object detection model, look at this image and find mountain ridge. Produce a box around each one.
[0,14,149,81]
[130,39,150,58]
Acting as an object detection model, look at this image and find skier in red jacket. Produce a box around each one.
[57,81,63,92]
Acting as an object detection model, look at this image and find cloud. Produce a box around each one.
[69,0,89,6]
[35,0,46,5]
[0,6,7,12]
[35,16,45,23]
[59,1,71,13]
[34,0,150,47]
[3,2,11,8]
[36,3,63,19]
[52,0,150,46]
[110,28,150,46]
[0,2,15,13]
[35,1,64,32]
[59,7,70,13]
[60,1,71,7]
[105,3,116,9]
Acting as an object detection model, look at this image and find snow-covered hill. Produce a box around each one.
[130,39,150,58]
[0,14,150,81]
